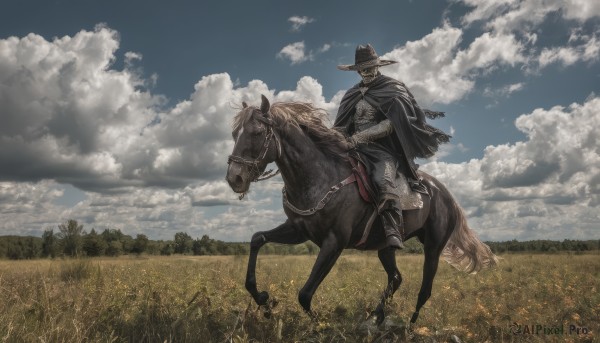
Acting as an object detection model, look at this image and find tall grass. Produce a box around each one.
[0,253,597,342]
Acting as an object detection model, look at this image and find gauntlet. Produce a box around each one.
[350,119,393,145]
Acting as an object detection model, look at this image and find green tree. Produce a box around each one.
[174,232,193,254]
[42,229,58,258]
[83,229,107,256]
[120,234,134,253]
[132,234,149,255]
[105,241,123,257]
[101,228,124,243]
[160,242,174,256]
[57,220,84,257]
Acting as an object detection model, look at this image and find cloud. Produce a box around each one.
[277,41,309,64]
[483,82,525,98]
[0,177,285,240]
[538,34,600,67]
[380,24,525,104]
[0,28,341,194]
[318,43,331,53]
[0,25,162,191]
[459,0,600,33]
[0,26,345,239]
[276,42,332,65]
[379,1,599,105]
[456,1,600,74]
[422,96,600,240]
[288,16,315,32]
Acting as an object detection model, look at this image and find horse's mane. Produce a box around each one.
[233,102,348,160]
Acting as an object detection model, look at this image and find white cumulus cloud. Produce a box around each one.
[277,41,309,65]
[380,24,525,104]
[288,16,315,32]
[422,96,600,240]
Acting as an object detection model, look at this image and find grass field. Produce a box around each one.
[0,252,597,342]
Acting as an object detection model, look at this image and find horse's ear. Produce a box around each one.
[260,95,270,115]
[242,101,248,108]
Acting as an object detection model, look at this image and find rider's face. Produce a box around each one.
[358,66,378,85]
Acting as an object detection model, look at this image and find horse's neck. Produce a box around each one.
[276,128,345,202]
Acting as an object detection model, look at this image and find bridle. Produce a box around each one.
[227,112,281,199]
[227,107,360,216]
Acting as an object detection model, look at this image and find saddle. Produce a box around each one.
[347,155,426,249]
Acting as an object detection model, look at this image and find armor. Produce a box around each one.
[349,93,406,249]
[335,44,451,250]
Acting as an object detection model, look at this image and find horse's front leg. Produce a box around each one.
[372,246,402,325]
[246,220,306,311]
[298,232,343,318]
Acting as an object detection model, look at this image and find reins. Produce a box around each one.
[282,174,357,216]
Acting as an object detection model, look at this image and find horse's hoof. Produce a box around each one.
[358,315,379,335]
[375,311,385,326]
[307,310,318,322]
[263,308,272,319]
[256,291,269,306]
[410,311,419,323]
[269,297,279,309]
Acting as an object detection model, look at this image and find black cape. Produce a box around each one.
[334,74,451,179]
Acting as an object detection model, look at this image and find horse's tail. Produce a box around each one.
[442,202,499,274]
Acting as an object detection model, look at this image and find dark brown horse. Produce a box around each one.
[226,95,498,325]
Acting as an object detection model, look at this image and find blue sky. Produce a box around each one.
[0,0,599,241]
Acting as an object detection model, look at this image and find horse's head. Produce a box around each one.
[226,95,281,194]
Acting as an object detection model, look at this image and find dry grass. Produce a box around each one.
[0,253,597,342]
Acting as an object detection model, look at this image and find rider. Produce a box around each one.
[333,44,450,249]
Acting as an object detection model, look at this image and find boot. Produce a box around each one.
[382,210,404,249]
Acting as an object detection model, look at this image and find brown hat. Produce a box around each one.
[337,44,397,71]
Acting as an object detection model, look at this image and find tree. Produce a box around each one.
[120,234,135,254]
[57,220,84,257]
[160,242,174,256]
[42,229,58,258]
[174,232,193,254]
[132,234,149,255]
[101,228,124,244]
[83,229,107,256]
[105,241,123,257]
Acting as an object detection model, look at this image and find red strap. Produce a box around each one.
[348,157,374,203]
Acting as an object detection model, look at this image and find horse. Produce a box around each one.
[226,95,498,325]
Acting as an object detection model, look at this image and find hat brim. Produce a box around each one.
[337,59,397,71]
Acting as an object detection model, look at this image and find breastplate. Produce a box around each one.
[354,98,377,131]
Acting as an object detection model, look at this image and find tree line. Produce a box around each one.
[485,239,600,254]
[0,219,598,260]
[0,219,319,260]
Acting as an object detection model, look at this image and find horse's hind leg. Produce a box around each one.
[373,246,402,325]
[246,220,306,312]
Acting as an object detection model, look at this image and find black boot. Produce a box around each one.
[382,210,404,249]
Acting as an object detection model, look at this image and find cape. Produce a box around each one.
[334,74,451,175]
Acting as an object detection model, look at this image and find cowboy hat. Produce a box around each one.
[337,44,397,71]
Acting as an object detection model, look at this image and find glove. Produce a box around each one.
[349,119,394,146]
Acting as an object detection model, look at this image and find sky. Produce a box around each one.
[0,0,599,242]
